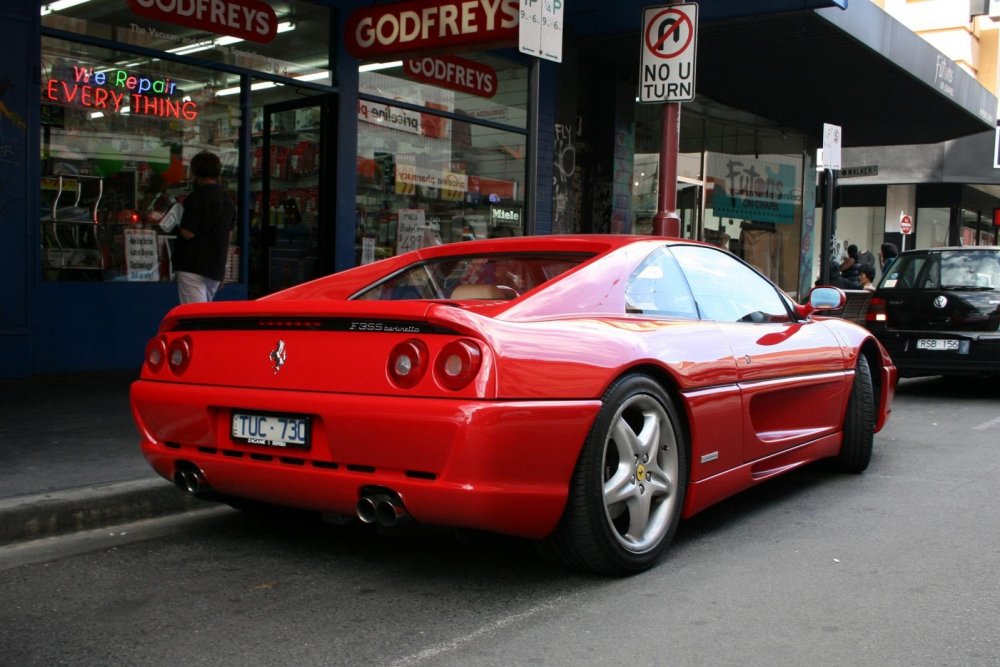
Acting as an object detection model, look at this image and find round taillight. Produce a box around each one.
[434,340,482,391]
[145,336,167,373]
[167,336,192,375]
[388,339,428,388]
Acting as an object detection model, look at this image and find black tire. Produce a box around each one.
[835,354,875,473]
[539,374,688,575]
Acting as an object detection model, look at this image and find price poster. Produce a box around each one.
[125,228,159,281]
[361,236,376,265]
[396,208,427,253]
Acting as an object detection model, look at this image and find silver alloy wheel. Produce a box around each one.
[601,393,680,552]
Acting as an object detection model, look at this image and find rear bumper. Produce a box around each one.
[873,330,1000,377]
[130,380,601,539]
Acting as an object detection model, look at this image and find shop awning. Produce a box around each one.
[571,0,995,147]
[565,0,848,34]
[695,3,997,146]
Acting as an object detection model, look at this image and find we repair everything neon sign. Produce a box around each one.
[44,65,199,121]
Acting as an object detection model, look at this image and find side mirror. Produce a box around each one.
[795,286,846,318]
[810,286,846,310]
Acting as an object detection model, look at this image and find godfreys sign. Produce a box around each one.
[127,0,279,44]
[344,0,518,59]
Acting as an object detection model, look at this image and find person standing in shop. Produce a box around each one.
[173,151,235,303]
[859,264,877,291]
[879,242,899,273]
[839,244,862,288]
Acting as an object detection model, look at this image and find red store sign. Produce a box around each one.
[127,0,279,44]
[404,55,497,98]
[345,0,518,59]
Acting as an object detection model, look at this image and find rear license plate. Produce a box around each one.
[916,338,959,351]
[231,412,310,449]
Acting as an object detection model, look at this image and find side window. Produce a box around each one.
[625,247,698,319]
[671,245,791,323]
[890,256,925,289]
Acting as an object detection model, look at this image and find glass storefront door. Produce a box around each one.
[248,93,336,297]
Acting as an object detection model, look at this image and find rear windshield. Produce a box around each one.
[880,249,1000,290]
[353,253,593,300]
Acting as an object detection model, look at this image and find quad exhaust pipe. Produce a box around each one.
[355,491,410,527]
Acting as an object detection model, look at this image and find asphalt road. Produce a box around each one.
[2,376,998,667]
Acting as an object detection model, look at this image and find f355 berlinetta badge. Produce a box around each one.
[269,340,287,374]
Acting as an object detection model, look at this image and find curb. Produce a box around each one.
[0,479,210,546]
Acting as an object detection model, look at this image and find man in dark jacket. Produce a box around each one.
[173,151,235,303]
[818,264,854,289]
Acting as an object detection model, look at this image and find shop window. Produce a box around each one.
[39,36,241,283]
[702,128,806,292]
[355,56,528,263]
[359,54,528,130]
[631,103,704,237]
[42,0,331,85]
[631,108,808,294]
[956,207,996,247]
[831,206,884,272]
[915,207,950,249]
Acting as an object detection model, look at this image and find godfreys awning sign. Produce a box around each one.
[127,0,279,44]
[345,0,518,59]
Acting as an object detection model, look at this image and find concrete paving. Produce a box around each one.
[0,370,203,545]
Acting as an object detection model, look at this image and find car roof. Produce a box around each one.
[898,245,1000,254]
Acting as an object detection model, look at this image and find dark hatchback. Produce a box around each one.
[864,246,1000,377]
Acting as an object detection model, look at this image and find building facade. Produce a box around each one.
[837,0,1000,275]
[2,0,995,378]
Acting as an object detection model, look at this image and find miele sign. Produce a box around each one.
[127,0,279,44]
[345,0,519,59]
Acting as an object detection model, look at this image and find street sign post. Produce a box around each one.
[994,120,1000,169]
[638,3,698,103]
[899,211,913,251]
[819,123,842,287]
[899,213,913,234]
[823,123,842,171]
[899,212,913,235]
[519,0,564,63]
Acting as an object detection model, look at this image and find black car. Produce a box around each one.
[864,246,1000,377]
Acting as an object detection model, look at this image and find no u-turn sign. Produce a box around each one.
[639,3,698,103]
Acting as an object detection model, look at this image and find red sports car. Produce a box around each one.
[131,235,896,574]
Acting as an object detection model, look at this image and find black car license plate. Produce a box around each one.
[916,338,959,352]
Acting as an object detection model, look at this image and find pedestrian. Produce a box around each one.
[878,242,899,272]
[173,151,235,304]
[816,264,852,290]
[839,243,862,287]
[859,264,877,291]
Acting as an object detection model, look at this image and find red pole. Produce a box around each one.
[652,102,681,237]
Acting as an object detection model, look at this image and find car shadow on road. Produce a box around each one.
[671,460,836,549]
[198,503,574,582]
[182,460,842,583]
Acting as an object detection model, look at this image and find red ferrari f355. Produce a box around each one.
[131,235,896,574]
